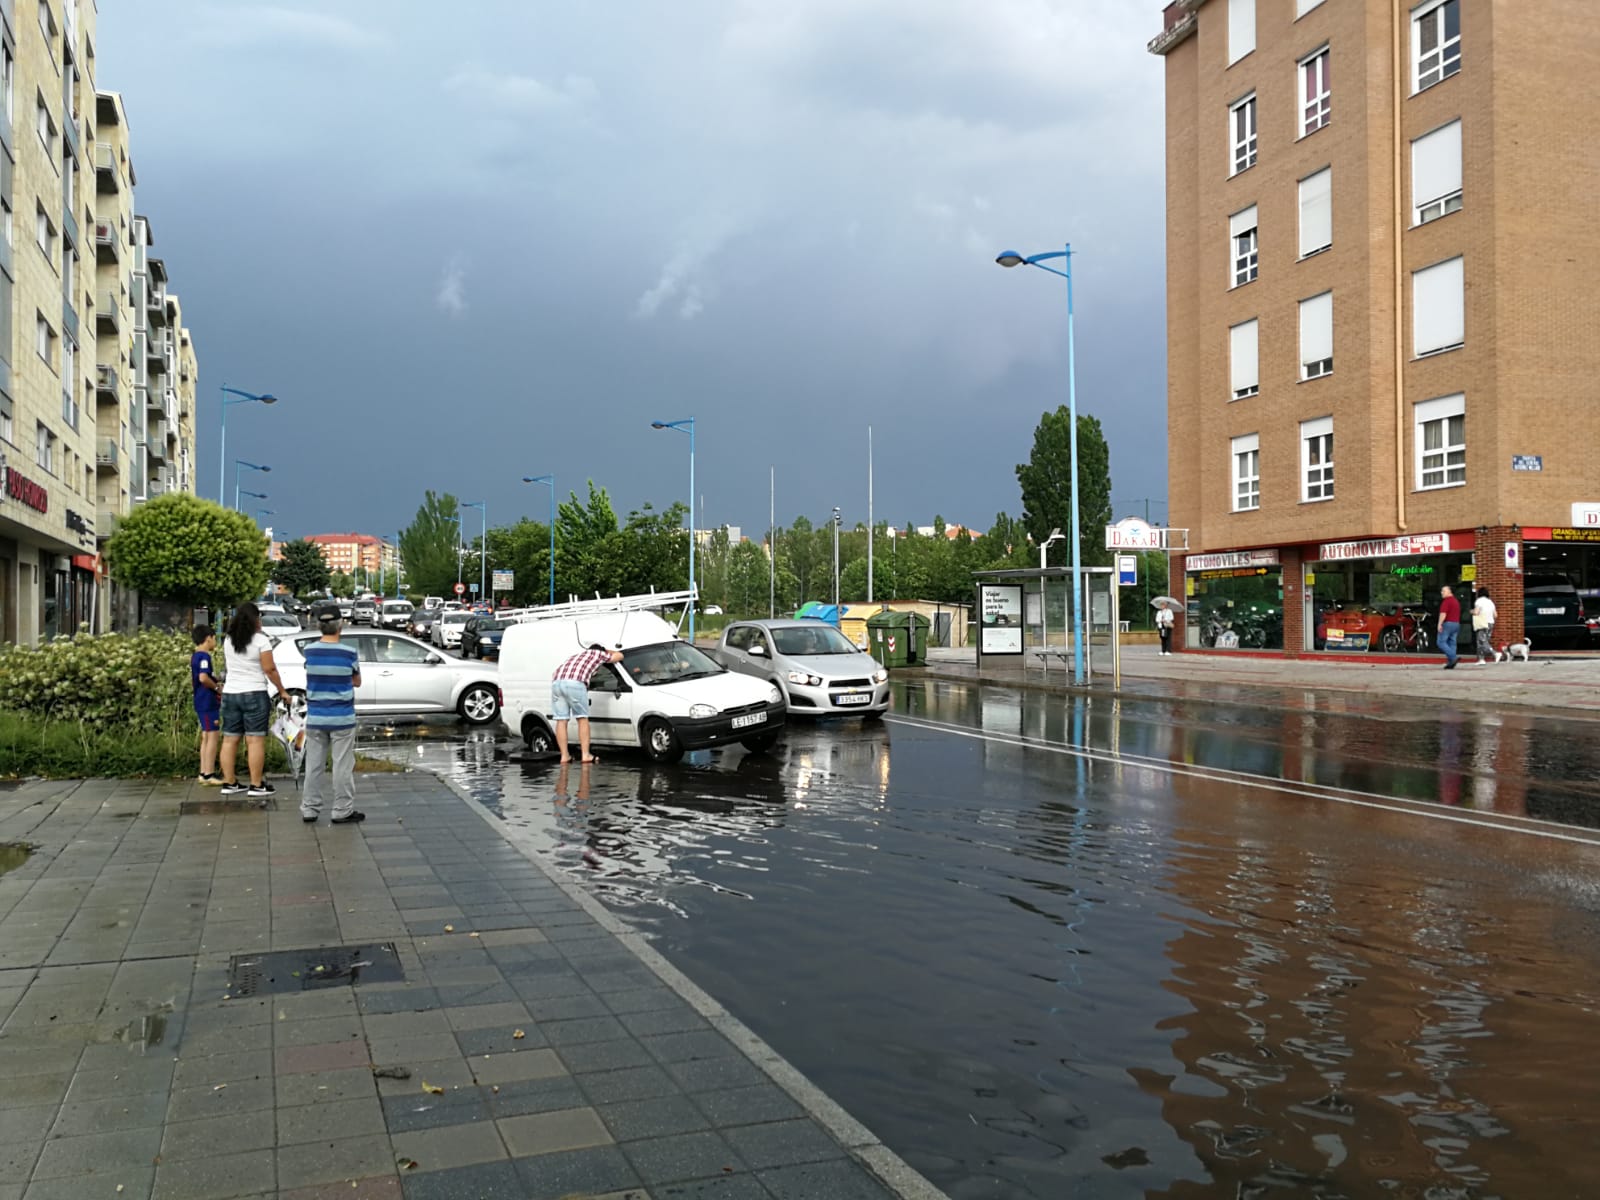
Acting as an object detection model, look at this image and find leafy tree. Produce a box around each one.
[103,493,269,611]
[725,541,770,616]
[483,519,554,606]
[272,539,331,597]
[1016,408,1114,568]
[399,491,461,598]
[328,571,355,599]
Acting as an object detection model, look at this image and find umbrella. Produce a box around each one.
[1150,596,1182,609]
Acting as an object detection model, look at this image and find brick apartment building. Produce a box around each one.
[1150,0,1600,656]
[303,533,396,587]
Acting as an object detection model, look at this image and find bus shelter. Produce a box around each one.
[971,566,1123,686]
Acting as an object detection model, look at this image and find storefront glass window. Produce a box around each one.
[1186,568,1283,649]
[1306,552,1473,652]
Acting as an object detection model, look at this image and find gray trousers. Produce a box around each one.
[301,726,356,819]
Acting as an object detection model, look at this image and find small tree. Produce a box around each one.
[328,571,356,599]
[272,538,331,597]
[103,493,269,612]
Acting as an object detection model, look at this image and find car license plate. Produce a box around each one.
[731,712,767,730]
[1538,607,1564,615]
[835,692,870,705]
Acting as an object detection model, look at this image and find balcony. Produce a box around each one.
[94,142,119,193]
[147,285,167,326]
[146,338,167,375]
[96,290,119,333]
[97,507,117,537]
[146,434,167,465]
[148,478,165,496]
[95,438,118,472]
[141,384,160,413]
[164,388,178,421]
[93,220,119,263]
[95,363,119,402]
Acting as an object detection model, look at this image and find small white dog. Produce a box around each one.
[1495,637,1532,663]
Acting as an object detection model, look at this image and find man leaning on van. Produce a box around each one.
[552,644,625,763]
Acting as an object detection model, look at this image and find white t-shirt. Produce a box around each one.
[222,631,274,694]
[1473,594,1497,626]
[1155,608,1175,628]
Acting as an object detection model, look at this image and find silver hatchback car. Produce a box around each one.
[270,629,502,725]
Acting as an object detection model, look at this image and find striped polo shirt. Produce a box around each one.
[302,640,361,730]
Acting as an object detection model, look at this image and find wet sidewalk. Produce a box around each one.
[0,774,940,1200]
[923,643,1600,718]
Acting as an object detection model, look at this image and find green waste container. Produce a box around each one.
[866,610,931,669]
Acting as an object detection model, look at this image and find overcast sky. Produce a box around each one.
[99,1,1168,543]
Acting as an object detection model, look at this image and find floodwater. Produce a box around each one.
[366,680,1600,1198]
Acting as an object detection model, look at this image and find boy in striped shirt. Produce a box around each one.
[300,601,364,825]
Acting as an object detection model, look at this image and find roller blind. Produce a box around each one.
[1413,257,1464,354]
[1299,292,1333,365]
[1229,205,1256,238]
[1229,0,1256,63]
[1412,120,1462,210]
[1298,168,1332,257]
[1230,320,1259,397]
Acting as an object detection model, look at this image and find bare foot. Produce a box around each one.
[580,756,600,764]
[558,755,572,763]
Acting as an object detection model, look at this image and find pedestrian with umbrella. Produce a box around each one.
[1152,596,1181,656]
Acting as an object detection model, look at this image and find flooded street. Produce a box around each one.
[361,679,1600,1198]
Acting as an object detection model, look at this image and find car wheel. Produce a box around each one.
[522,720,554,755]
[640,716,683,764]
[458,684,500,725]
[740,731,779,754]
[1380,627,1403,653]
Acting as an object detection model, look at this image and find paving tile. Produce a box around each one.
[643,1031,738,1065]
[469,1050,568,1086]
[21,1166,156,1198]
[650,1174,772,1198]
[576,1065,679,1105]
[356,988,440,1016]
[380,1089,491,1133]
[0,1108,53,1147]
[171,1049,273,1090]
[757,1158,892,1199]
[50,1091,169,1136]
[360,1011,450,1041]
[620,1006,711,1038]
[511,1145,642,1200]
[556,1038,655,1075]
[177,1022,272,1056]
[723,1120,845,1170]
[166,1077,275,1122]
[507,972,592,1001]
[277,1097,387,1145]
[389,1121,506,1173]
[692,1085,803,1128]
[0,1075,71,1112]
[433,983,519,1008]
[521,991,612,1022]
[604,986,686,1015]
[666,1056,769,1094]
[596,1096,713,1142]
[160,1112,277,1161]
[277,1040,372,1076]
[453,1026,547,1056]
[497,1106,613,1157]
[541,1016,630,1047]
[270,989,360,1021]
[375,1059,474,1097]
[274,1015,366,1048]
[0,1139,36,1186]
[31,1126,162,1179]
[621,1130,747,1185]
[276,1067,379,1108]
[394,1160,522,1200]
[473,929,547,947]
[441,1002,529,1032]
[279,1177,401,1200]
[275,1134,396,1192]
[151,1149,273,1200]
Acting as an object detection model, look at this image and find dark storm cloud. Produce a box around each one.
[97,1,1167,541]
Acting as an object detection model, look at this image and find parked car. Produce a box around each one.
[460,616,509,660]
[379,599,415,631]
[337,600,354,620]
[432,610,471,650]
[1524,574,1588,648]
[272,629,502,725]
[259,610,302,635]
[407,608,440,640]
[351,598,378,626]
[500,612,785,762]
[423,595,445,611]
[707,618,889,717]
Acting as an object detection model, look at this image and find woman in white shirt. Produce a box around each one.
[219,602,291,799]
[1472,588,1498,664]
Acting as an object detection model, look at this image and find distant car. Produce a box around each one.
[703,605,724,615]
[407,608,439,639]
[459,616,509,660]
[257,601,287,615]
[708,618,888,717]
[259,611,301,635]
[423,595,445,611]
[337,600,353,620]
[351,598,378,626]
[432,610,471,649]
[1524,574,1588,648]
[272,629,502,725]
[379,600,415,631]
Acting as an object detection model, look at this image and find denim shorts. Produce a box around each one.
[551,678,591,720]
[220,690,271,737]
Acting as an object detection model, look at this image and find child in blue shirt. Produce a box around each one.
[191,625,223,785]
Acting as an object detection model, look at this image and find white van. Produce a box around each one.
[500,612,786,763]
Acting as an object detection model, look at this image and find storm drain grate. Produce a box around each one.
[181,798,279,815]
[227,943,404,997]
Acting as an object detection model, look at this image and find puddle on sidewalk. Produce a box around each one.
[0,842,35,876]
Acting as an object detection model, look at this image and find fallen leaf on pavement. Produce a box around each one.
[397,1157,419,1170]
[372,1066,411,1079]
[443,925,454,933]
[421,1082,444,1095]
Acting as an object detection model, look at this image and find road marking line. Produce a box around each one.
[886,713,1600,848]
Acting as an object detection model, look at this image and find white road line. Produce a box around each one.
[886,713,1600,848]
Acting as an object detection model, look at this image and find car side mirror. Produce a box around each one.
[425,654,442,665]
[748,643,766,657]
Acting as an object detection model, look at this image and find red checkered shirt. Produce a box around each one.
[553,649,614,683]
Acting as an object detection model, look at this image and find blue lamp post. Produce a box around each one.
[521,475,557,606]
[650,418,696,640]
[218,386,277,505]
[461,501,487,602]
[233,460,271,511]
[996,245,1085,685]
[239,489,268,505]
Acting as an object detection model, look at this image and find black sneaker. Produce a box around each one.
[331,811,366,825]
[248,782,277,798]
[220,782,247,795]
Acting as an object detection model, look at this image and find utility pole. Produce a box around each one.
[867,426,874,604]
[831,507,841,607]
[769,468,776,619]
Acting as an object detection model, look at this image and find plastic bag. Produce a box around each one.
[272,709,307,784]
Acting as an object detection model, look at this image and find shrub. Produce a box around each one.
[0,628,196,733]
[0,711,287,779]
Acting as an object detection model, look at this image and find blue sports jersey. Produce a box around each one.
[303,641,361,729]
[191,651,219,711]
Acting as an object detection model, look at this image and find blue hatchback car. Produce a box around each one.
[459,616,509,660]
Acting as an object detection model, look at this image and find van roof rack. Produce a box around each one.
[499,587,699,625]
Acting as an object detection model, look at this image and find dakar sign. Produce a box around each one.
[1105,516,1166,551]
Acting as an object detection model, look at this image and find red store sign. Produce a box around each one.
[3,466,49,514]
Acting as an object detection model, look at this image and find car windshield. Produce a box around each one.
[622,641,725,686]
[443,613,469,625]
[384,603,412,614]
[261,614,298,627]
[771,625,861,656]
[476,620,509,632]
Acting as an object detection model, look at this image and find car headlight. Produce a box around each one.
[768,685,784,705]
[688,703,717,719]
[874,668,888,684]
[786,671,822,687]
[480,636,494,644]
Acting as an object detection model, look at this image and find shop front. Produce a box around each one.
[1184,550,1283,650]
[1303,532,1475,653]
[1516,519,1600,648]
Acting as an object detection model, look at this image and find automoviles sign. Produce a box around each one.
[1185,549,1280,572]
[1317,532,1448,561]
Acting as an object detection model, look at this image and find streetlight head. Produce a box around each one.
[650,421,668,429]
[1050,527,1061,540]
[522,476,535,483]
[259,394,278,405]
[995,251,1026,268]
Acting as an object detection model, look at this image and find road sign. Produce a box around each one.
[453,582,466,596]
[469,583,480,594]
[492,570,514,592]
[1505,542,1520,571]
[1117,555,1137,586]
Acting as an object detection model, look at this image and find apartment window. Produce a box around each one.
[1412,120,1462,224]
[1414,0,1460,92]
[1296,0,1326,14]
[2,45,12,122]
[1298,168,1332,258]
[1230,205,1258,287]
[35,96,56,155]
[62,337,76,428]
[35,204,54,258]
[36,421,53,473]
[1232,434,1260,511]
[1301,417,1334,501]
[1230,319,1259,399]
[35,313,54,364]
[1417,394,1465,489]
[1228,0,1255,65]
[1299,47,1331,136]
[1413,256,1464,356]
[1229,93,1257,175]
[1299,291,1333,379]
[0,394,11,443]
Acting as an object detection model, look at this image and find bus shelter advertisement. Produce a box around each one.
[980,584,1024,654]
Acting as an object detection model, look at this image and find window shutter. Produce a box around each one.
[1413,257,1464,354]
[1228,0,1256,63]
[1412,120,1461,210]
[1299,292,1333,365]
[1298,169,1332,257]
[1230,320,1259,396]
[1229,205,1256,239]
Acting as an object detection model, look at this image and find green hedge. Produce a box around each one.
[0,711,288,780]
[0,628,197,733]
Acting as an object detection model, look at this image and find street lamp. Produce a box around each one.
[521,475,557,606]
[461,501,487,602]
[1039,527,1064,571]
[831,507,842,607]
[650,418,696,640]
[233,460,270,511]
[239,488,268,503]
[996,245,1085,684]
[218,386,277,506]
